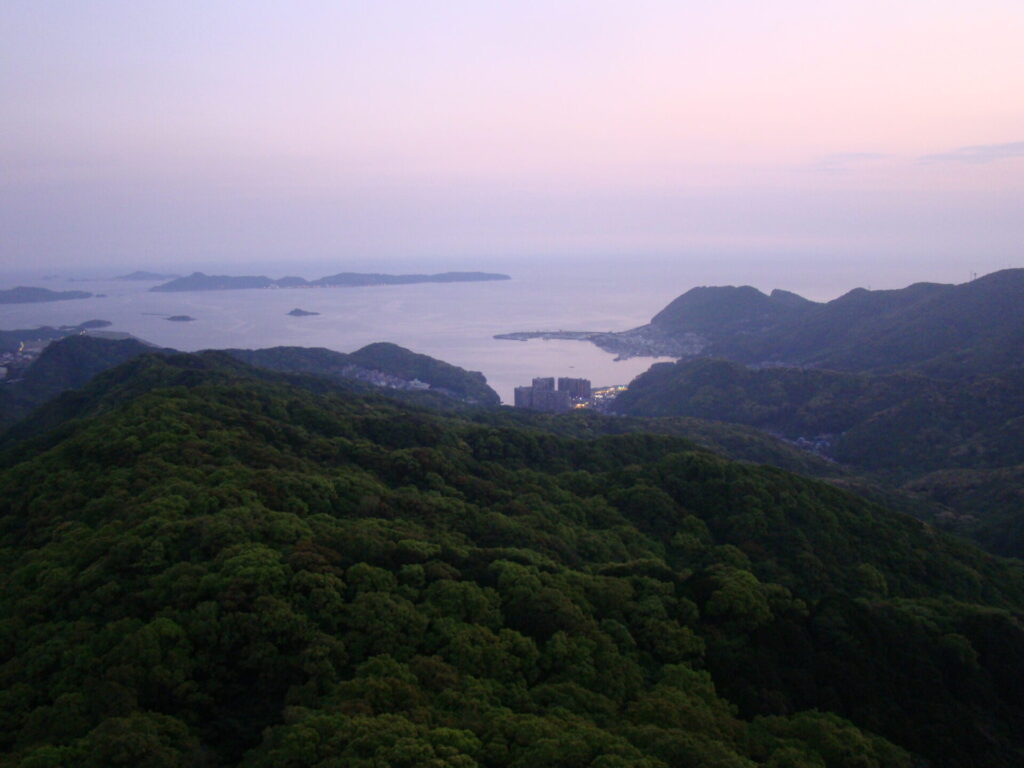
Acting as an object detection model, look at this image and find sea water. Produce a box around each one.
[0,255,981,403]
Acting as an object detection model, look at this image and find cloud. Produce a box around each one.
[919,141,1024,164]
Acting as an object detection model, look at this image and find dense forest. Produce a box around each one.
[615,358,1024,474]
[2,351,1024,766]
[0,336,500,434]
[225,343,500,406]
[612,357,1024,556]
[609,268,1024,557]
[642,268,1024,379]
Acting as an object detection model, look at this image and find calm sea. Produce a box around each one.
[0,255,982,403]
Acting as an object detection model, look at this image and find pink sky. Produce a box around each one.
[1,1,1022,270]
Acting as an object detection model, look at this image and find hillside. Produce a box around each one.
[650,285,814,337]
[622,268,1024,378]
[0,337,502,437]
[1,353,1024,766]
[0,335,159,433]
[224,343,501,406]
[614,358,1024,554]
[0,321,111,354]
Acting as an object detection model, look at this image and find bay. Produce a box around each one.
[0,254,977,403]
[1,260,683,403]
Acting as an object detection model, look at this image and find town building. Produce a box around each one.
[514,386,534,409]
[531,388,571,412]
[513,375,591,412]
[558,377,592,399]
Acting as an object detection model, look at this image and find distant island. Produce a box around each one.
[0,286,93,304]
[166,315,195,322]
[150,270,511,292]
[116,270,181,281]
[287,308,319,316]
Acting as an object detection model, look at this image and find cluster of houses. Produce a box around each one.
[0,339,51,381]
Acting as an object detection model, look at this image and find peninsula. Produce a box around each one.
[494,326,704,360]
[150,270,511,292]
[495,268,1024,374]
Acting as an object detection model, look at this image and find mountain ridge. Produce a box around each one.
[2,350,1024,765]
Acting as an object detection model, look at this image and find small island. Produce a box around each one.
[166,315,195,322]
[151,270,511,292]
[0,286,93,304]
[287,308,320,317]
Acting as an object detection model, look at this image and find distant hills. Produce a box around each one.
[0,335,502,435]
[616,358,1024,475]
[150,270,511,292]
[224,343,501,407]
[612,266,1024,555]
[0,286,93,304]
[642,268,1024,379]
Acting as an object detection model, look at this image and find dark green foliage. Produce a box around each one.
[0,336,160,432]
[1,335,499,438]
[615,358,1024,474]
[651,285,806,336]
[648,268,1024,378]
[225,343,500,406]
[2,353,1024,766]
[903,465,1024,557]
[348,342,499,405]
[613,357,1024,555]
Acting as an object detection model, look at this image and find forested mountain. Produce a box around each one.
[0,335,160,433]
[642,268,1024,378]
[614,358,1024,555]
[225,343,501,406]
[1,336,501,435]
[615,359,1024,473]
[2,352,1024,767]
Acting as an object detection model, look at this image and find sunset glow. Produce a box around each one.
[2,1,1022,269]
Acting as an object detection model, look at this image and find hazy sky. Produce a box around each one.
[1,1,1022,273]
